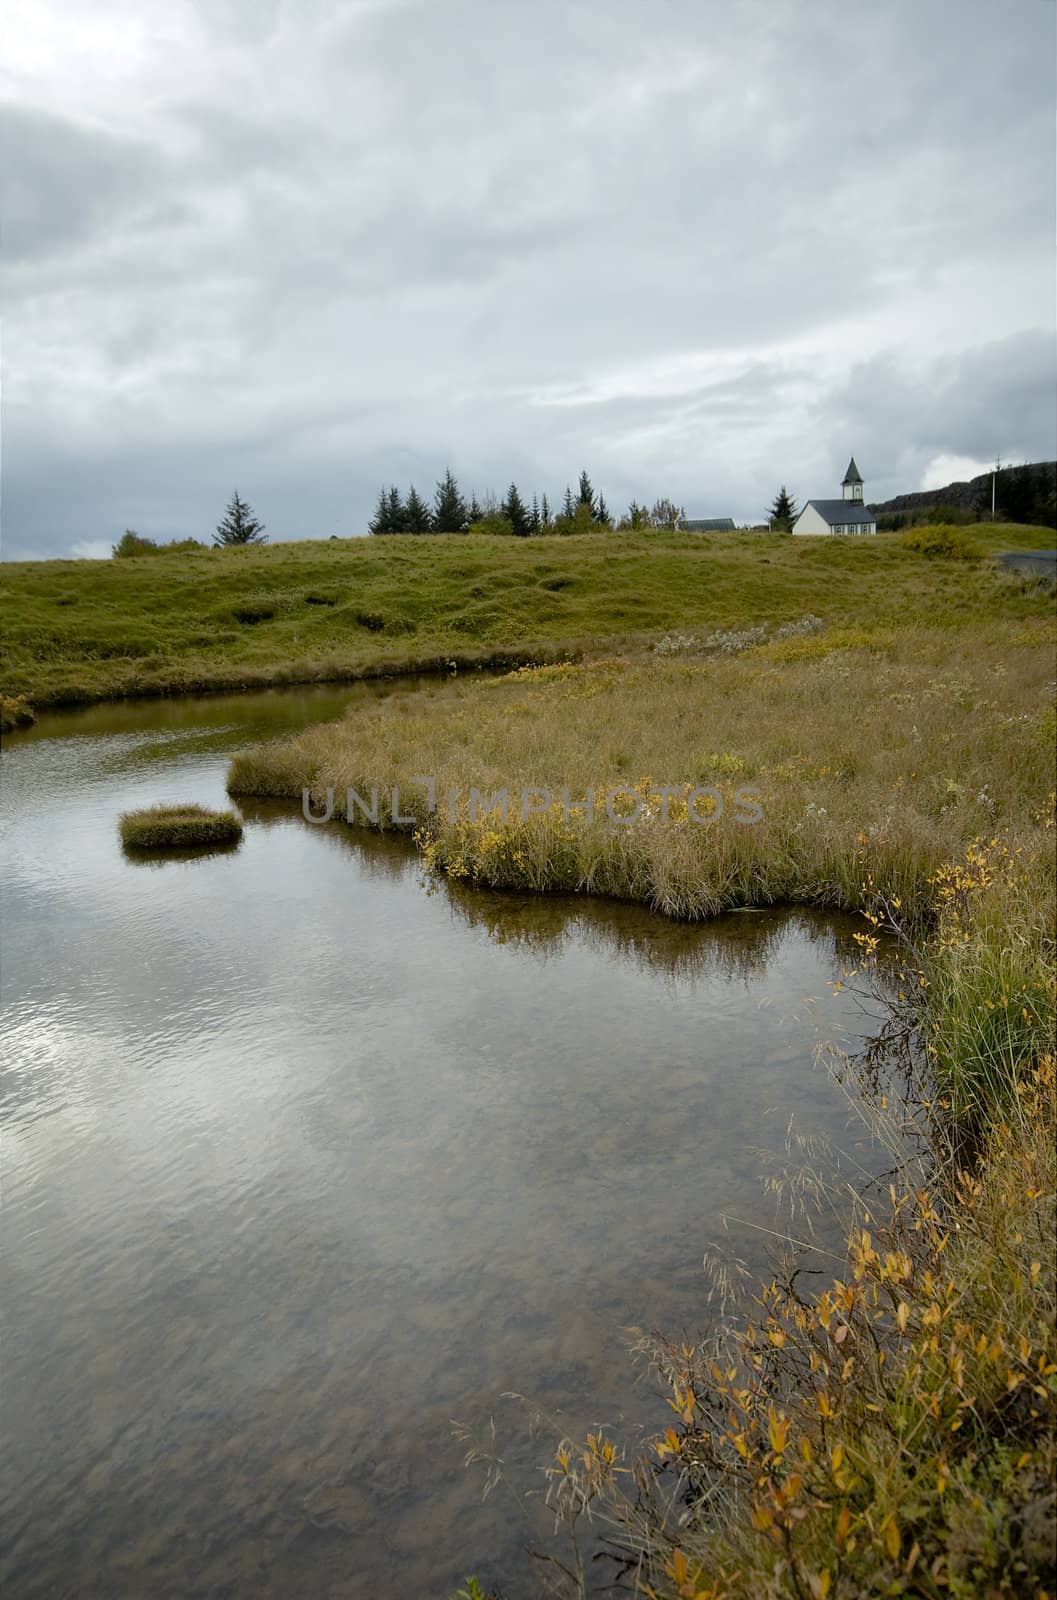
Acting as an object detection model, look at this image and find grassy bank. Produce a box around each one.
[228,606,1056,1594]
[2,524,1053,711]
[228,621,1055,925]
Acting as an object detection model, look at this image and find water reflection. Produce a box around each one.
[121,840,244,867]
[1,690,903,1599]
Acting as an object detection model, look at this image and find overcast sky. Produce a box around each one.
[3,0,1055,557]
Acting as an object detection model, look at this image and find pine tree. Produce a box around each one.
[502,482,532,538]
[562,486,575,519]
[368,487,393,535]
[214,490,267,546]
[404,485,433,534]
[577,470,596,514]
[540,493,551,527]
[432,468,468,533]
[595,493,609,525]
[469,494,483,524]
[386,486,408,534]
[530,494,541,534]
[768,486,798,531]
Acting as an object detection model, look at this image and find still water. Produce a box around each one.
[2,683,894,1598]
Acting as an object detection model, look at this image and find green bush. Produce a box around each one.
[926,503,978,526]
[467,514,515,537]
[898,524,984,560]
[113,530,159,557]
[113,531,206,558]
[550,504,600,536]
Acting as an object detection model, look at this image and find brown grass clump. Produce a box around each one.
[0,693,35,734]
[119,804,243,850]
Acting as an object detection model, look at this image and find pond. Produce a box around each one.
[1,682,898,1598]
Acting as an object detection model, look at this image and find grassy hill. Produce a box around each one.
[2,523,1054,709]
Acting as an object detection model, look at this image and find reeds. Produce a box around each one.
[119,804,243,850]
[228,623,1056,931]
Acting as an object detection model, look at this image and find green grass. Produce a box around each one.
[118,804,243,850]
[1,524,1053,709]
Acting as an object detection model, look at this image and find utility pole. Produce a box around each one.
[992,455,1001,518]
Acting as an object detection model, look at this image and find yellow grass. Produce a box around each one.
[228,621,1055,927]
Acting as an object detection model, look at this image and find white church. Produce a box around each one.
[792,458,877,537]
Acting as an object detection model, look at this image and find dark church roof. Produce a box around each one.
[842,457,863,485]
[803,499,875,526]
[684,516,736,531]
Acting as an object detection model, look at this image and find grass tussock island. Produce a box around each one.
[0,693,35,734]
[118,804,243,851]
[1,521,1054,713]
[228,590,1057,1592]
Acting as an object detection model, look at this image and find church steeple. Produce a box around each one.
[842,456,864,503]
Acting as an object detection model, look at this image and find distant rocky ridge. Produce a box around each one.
[868,460,1056,524]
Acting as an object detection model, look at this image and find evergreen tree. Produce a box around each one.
[595,493,609,525]
[468,493,483,523]
[386,486,408,534]
[620,500,649,530]
[368,487,393,535]
[502,482,532,538]
[577,470,596,514]
[540,493,551,527]
[768,486,798,531]
[214,490,267,546]
[530,494,541,534]
[432,468,468,533]
[404,485,433,534]
[562,485,575,519]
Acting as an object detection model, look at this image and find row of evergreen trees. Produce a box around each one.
[369,469,613,536]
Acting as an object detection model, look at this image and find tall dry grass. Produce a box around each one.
[229,622,1055,928]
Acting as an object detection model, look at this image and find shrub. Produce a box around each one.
[898,525,984,560]
[119,804,243,850]
[467,514,516,538]
[112,531,206,557]
[550,505,599,537]
[112,529,159,557]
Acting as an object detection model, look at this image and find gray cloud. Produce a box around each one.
[1,0,1054,558]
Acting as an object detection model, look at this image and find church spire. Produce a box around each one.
[842,456,864,502]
